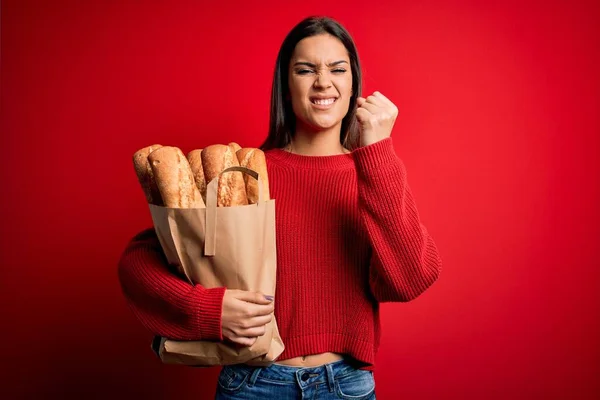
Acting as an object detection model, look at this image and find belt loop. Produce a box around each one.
[247,367,262,387]
[325,363,335,393]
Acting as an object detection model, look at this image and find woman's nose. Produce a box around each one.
[313,72,332,88]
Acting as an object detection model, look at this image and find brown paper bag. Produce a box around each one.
[148,166,284,366]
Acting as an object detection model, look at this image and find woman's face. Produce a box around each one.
[288,34,353,133]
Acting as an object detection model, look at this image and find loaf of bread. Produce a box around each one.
[133,144,164,206]
[236,148,270,203]
[228,142,242,153]
[134,142,270,209]
[201,144,248,207]
[187,149,206,204]
[148,146,205,208]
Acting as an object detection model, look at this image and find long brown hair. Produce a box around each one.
[259,16,363,151]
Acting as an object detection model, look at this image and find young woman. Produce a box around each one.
[118,16,442,399]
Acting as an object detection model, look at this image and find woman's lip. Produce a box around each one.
[310,98,338,110]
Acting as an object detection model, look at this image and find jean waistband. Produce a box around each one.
[224,358,364,388]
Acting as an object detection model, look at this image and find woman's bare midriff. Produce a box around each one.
[275,352,344,367]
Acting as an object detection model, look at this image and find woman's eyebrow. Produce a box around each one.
[293,60,349,67]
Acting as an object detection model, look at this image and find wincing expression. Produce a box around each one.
[287,34,353,133]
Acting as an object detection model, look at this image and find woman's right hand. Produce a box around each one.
[221,289,275,347]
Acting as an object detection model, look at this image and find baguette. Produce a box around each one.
[228,142,242,153]
[236,148,270,203]
[201,144,248,207]
[133,144,164,206]
[187,149,206,204]
[148,146,205,208]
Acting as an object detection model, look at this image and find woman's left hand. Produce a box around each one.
[355,91,399,147]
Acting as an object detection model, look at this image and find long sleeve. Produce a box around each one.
[117,228,226,340]
[353,138,442,302]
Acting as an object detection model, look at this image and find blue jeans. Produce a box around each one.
[214,358,376,399]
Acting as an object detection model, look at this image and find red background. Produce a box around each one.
[1,0,599,398]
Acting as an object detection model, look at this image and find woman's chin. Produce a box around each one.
[305,118,342,132]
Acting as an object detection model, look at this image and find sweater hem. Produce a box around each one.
[273,333,377,370]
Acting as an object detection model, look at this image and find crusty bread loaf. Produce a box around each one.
[148,146,205,208]
[228,142,242,153]
[201,144,248,207]
[187,149,206,204]
[236,148,270,203]
[133,144,164,205]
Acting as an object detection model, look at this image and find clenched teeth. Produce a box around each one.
[312,98,336,105]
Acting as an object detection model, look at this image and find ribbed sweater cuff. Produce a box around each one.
[188,286,226,341]
[352,137,398,170]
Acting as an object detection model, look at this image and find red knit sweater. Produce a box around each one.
[118,137,442,369]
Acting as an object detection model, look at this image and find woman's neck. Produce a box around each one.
[285,124,350,156]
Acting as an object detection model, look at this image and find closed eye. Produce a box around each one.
[296,69,347,75]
